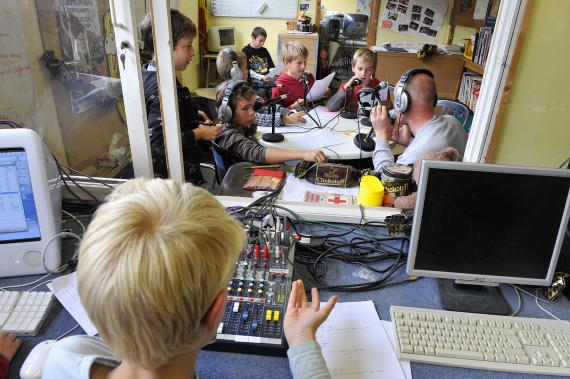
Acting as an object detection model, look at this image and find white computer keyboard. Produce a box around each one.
[0,291,54,336]
[391,305,570,376]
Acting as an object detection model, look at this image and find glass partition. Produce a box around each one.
[0,0,147,185]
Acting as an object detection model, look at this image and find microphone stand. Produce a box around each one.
[261,102,284,143]
[340,84,357,119]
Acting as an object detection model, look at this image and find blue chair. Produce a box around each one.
[211,142,227,183]
[436,99,472,133]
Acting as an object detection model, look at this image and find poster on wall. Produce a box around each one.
[54,0,105,74]
[0,0,44,130]
[356,0,373,15]
[53,0,107,113]
[381,0,449,39]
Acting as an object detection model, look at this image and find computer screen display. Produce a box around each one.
[408,161,570,286]
[219,28,235,46]
[0,148,41,243]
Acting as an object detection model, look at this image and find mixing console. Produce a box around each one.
[206,218,295,356]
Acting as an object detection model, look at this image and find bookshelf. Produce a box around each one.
[453,0,500,112]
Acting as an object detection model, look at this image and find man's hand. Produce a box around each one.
[290,98,305,109]
[370,105,393,141]
[392,124,412,146]
[262,76,271,83]
[194,123,222,141]
[284,280,338,347]
[303,150,327,163]
[197,110,213,125]
[284,111,307,124]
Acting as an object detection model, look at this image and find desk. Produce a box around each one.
[256,106,375,161]
[202,53,219,88]
[3,230,569,379]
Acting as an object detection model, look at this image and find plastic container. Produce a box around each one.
[359,175,384,207]
[381,164,413,204]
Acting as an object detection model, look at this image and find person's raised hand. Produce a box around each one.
[284,279,338,347]
[370,105,393,141]
[392,124,412,146]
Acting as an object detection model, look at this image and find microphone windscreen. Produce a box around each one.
[377,81,388,90]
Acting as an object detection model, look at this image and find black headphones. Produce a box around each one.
[218,79,248,123]
[393,68,437,113]
[222,48,243,80]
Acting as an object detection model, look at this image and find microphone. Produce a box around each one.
[347,78,362,88]
[253,94,289,111]
[353,108,398,152]
[252,82,285,89]
[377,81,388,90]
[300,73,309,85]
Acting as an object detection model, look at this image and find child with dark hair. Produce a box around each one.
[214,80,327,167]
[242,26,275,91]
[139,10,221,185]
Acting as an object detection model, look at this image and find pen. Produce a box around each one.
[247,165,281,169]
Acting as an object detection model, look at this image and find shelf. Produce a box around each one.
[463,57,485,75]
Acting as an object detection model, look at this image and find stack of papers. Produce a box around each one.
[316,300,411,378]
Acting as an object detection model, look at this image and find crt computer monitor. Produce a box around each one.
[343,13,369,36]
[407,161,570,315]
[0,128,62,277]
[207,26,236,51]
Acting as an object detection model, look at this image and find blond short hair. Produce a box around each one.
[352,48,376,66]
[216,49,247,81]
[77,178,246,369]
[281,41,308,63]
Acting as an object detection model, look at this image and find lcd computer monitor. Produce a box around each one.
[207,26,236,51]
[343,13,368,36]
[407,161,570,315]
[0,128,62,277]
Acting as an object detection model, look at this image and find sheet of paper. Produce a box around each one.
[266,63,284,78]
[285,128,348,150]
[381,320,413,379]
[48,272,98,336]
[308,106,340,123]
[307,71,336,102]
[316,301,407,379]
[281,174,358,202]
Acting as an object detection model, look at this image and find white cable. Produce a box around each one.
[535,288,560,320]
[61,209,86,237]
[0,273,52,291]
[55,324,80,340]
[509,285,522,317]
[27,279,53,292]
[511,285,561,320]
[42,231,82,274]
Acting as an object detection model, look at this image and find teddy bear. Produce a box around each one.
[393,147,459,210]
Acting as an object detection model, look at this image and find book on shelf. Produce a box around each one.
[458,73,483,112]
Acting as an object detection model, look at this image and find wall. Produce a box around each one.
[374,0,474,45]
[179,1,201,90]
[206,17,292,69]
[491,0,570,168]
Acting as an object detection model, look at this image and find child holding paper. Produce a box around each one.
[242,27,275,89]
[273,42,316,109]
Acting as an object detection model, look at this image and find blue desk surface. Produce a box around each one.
[2,240,569,379]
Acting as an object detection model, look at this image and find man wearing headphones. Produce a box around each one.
[370,68,468,171]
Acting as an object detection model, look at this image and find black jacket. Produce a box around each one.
[142,67,206,184]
